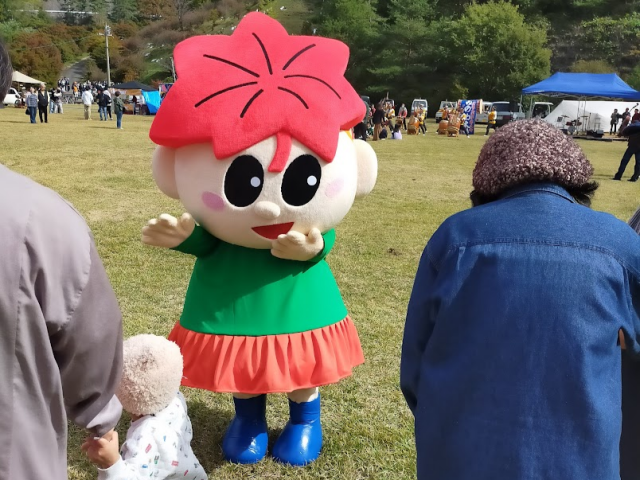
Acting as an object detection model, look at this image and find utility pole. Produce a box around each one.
[99,25,112,87]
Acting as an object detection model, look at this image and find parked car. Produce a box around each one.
[411,98,428,116]
[2,87,22,106]
[527,102,554,119]
[493,101,525,127]
[435,100,457,122]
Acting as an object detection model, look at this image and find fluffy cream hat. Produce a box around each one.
[117,334,183,416]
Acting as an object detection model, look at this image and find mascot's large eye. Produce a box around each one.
[281,155,322,206]
[224,155,264,207]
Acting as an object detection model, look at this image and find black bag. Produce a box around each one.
[25,107,29,115]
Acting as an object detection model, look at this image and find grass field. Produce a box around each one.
[2,104,639,480]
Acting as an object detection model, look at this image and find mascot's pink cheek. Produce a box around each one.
[202,192,225,211]
[325,178,344,199]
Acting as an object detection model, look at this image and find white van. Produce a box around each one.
[527,102,554,119]
[411,98,428,116]
[476,102,493,124]
[435,100,457,122]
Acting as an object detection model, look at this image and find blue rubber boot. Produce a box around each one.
[222,395,268,464]
[272,394,323,466]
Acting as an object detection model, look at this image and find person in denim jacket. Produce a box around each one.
[402,119,640,480]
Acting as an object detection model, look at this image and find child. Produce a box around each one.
[392,124,402,140]
[82,335,206,480]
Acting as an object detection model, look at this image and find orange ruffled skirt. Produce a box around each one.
[168,317,364,394]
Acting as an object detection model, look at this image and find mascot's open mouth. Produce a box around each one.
[252,222,295,240]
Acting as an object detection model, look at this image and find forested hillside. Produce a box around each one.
[1,0,639,105]
[306,0,640,105]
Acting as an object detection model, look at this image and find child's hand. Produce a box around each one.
[81,430,121,469]
[271,228,324,261]
[142,213,195,248]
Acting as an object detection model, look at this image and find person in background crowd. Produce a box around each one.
[53,88,63,114]
[459,108,470,138]
[402,119,640,480]
[372,101,385,141]
[132,95,138,115]
[37,83,48,124]
[49,86,56,114]
[485,106,497,136]
[611,109,620,135]
[26,86,38,124]
[392,123,403,140]
[418,108,427,134]
[104,89,113,120]
[632,109,640,123]
[622,108,631,121]
[0,37,124,480]
[82,87,93,120]
[379,125,388,139]
[113,91,125,130]
[613,121,640,182]
[619,114,632,137]
[97,88,108,121]
[399,103,408,130]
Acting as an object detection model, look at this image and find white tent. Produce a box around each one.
[12,71,43,84]
[544,100,639,132]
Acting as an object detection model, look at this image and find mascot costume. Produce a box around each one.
[142,12,378,467]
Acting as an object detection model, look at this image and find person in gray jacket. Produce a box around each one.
[0,39,124,480]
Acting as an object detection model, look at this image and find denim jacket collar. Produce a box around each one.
[498,182,575,204]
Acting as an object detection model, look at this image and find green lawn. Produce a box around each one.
[2,104,638,480]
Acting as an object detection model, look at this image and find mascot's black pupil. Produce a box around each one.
[282,155,322,206]
[224,155,264,207]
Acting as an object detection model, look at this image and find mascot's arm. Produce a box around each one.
[142,213,218,257]
[271,229,335,263]
[171,224,219,257]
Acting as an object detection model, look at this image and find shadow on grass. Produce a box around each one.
[187,397,287,473]
[0,120,37,124]
[187,398,234,472]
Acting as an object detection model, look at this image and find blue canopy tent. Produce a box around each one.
[522,73,640,100]
[142,91,161,114]
[522,73,640,134]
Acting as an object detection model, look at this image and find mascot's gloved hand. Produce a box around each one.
[271,228,324,262]
[142,212,195,248]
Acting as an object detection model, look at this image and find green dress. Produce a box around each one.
[173,226,348,336]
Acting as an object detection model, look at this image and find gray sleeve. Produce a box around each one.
[49,240,124,436]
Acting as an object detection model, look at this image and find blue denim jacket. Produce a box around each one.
[401,183,640,480]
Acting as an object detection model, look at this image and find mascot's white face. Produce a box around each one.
[152,132,377,249]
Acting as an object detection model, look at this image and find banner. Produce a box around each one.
[459,99,480,135]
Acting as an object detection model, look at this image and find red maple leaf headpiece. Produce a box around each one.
[149,12,365,172]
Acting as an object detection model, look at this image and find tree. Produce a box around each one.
[570,59,616,73]
[172,0,194,30]
[109,0,138,23]
[626,64,640,90]
[313,0,383,94]
[9,32,63,85]
[446,1,551,99]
